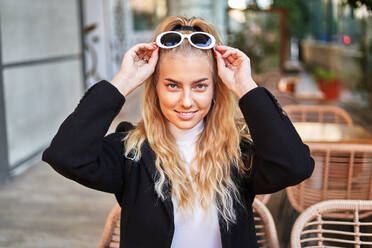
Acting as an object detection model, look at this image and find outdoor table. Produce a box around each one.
[293,122,372,144]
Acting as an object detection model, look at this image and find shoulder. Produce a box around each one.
[104,121,135,144]
[115,121,135,133]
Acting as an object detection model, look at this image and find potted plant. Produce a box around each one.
[313,67,342,101]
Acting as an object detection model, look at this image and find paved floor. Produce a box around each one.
[0,161,116,248]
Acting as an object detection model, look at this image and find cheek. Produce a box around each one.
[194,93,213,111]
[199,96,211,106]
[199,87,214,108]
[157,90,178,111]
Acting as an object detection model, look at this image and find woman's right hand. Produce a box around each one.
[111,42,159,97]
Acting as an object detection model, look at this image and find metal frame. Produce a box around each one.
[0,11,10,182]
[78,0,87,89]
[3,55,81,69]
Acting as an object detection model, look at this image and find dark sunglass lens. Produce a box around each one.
[190,33,212,47]
[160,33,181,47]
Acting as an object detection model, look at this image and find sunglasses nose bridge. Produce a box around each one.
[184,34,191,43]
[176,33,194,46]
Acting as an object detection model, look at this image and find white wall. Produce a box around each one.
[0,0,84,168]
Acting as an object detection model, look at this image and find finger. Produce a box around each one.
[215,45,231,51]
[138,44,157,54]
[135,44,158,63]
[215,45,234,54]
[148,47,159,65]
[133,43,157,58]
[135,50,146,60]
[224,53,236,65]
[219,48,242,65]
[222,49,239,58]
[145,43,157,56]
[143,54,151,62]
[137,47,156,57]
[232,57,243,66]
[138,47,156,56]
[143,48,155,61]
[219,46,245,58]
[135,42,157,51]
[220,50,237,65]
[227,56,235,65]
[214,49,229,69]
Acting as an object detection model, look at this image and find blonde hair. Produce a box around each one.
[124,16,252,226]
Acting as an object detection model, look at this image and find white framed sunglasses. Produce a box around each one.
[156,31,216,50]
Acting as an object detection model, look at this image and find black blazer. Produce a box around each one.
[42,80,314,248]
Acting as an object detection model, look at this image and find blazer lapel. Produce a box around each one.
[141,140,174,223]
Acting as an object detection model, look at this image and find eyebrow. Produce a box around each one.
[165,78,209,84]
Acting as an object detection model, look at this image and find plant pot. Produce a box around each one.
[285,81,296,93]
[318,79,341,101]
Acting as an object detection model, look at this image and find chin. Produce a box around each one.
[175,122,197,130]
[172,119,201,130]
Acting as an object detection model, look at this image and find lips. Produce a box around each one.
[175,110,198,120]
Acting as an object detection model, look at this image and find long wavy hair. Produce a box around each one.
[124,16,252,226]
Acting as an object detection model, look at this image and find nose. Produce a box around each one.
[180,89,193,109]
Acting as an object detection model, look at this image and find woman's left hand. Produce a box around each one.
[214,45,257,99]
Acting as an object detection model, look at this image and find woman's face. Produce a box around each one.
[156,53,214,130]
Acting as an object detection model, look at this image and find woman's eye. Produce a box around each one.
[195,84,208,89]
[166,84,177,89]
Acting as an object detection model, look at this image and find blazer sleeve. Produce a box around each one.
[238,87,315,194]
[42,80,128,194]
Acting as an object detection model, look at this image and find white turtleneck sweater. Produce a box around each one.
[168,120,222,248]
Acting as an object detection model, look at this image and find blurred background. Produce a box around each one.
[0,0,371,247]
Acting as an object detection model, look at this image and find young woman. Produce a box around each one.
[42,16,314,248]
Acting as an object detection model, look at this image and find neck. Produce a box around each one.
[167,120,204,144]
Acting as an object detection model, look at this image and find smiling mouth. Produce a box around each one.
[175,110,198,114]
[174,110,198,119]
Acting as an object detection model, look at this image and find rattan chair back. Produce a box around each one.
[253,198,280,247]
[98,204,121,248]
[284,104,353,126]
[286,143,372,218]
[291,200,372,247]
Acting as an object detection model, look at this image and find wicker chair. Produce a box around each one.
[283,104,353,126]
[98,204,121,248]
[256,194,271,204]
[286,143,372,218]
[253,198,280,247]
[98,199,279,248]
[290,200,372,247]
